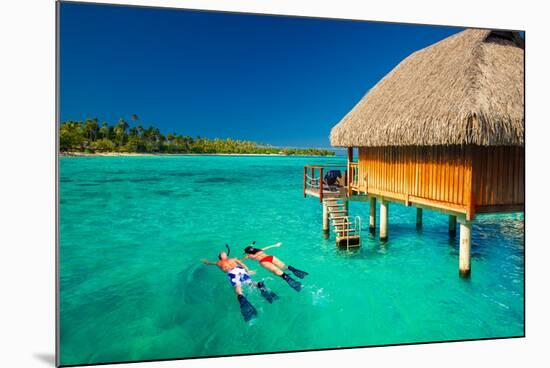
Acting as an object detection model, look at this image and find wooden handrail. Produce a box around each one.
[319,167,324,203]
[348,162,359,196]
[303,164,347,169]
[303,166,307,198]
[344,170,348,187]
[303,164,349,201]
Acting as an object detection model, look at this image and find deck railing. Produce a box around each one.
[303,164,347,202]
[348,162,359,196]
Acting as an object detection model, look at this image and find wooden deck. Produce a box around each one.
[303,164,348,202]
[304,187,346,199]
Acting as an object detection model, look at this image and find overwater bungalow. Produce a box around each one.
[304,29,524,277]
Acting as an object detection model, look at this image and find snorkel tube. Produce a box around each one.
[225,243,231,256]
[244,241,262,255]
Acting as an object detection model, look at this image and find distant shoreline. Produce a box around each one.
[60,152,337,158]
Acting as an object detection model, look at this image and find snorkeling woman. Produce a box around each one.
[243,242,308,291]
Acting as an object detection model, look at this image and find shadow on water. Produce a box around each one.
[155,189,174,196]
[332,238,392,260]
[194,177,242,184]
[167,172,196,178]
[153,190,190,198]
[174,264,219,305]
[104,169,129,175]
[99,177,162,184]
[335,246,361,256]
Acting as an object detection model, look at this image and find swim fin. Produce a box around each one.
[282,273,302,292]
[237,294,257,322]
[287,265,309,279]
[257,282,278,303]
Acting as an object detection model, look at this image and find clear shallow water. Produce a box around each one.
[59,155,524,365]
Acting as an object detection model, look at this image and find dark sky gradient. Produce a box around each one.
[60,2,462,147]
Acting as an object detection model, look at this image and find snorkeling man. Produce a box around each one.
[243,242,308,292]
[202,248,277,321]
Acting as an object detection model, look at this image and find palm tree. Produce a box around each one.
[115,118,129,147]
[99,122,109,139]
[167,133,175,145]
[60,121,85,151]
[84,118,99,141]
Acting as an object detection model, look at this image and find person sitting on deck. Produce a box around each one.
[323,170,343,191]
[202,250,277,321]
[242,242,308,292]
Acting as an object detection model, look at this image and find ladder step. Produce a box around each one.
[334,226,357,231]
[336,235,361,247]
[333,222,354,227]
[332,221,350,226]
[329,212,348,217]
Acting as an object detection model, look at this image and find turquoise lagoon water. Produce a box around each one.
[59,155,524,366]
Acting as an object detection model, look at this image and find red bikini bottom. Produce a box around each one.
[260,255,274,264]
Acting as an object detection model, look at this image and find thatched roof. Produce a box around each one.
[330,29,524,147]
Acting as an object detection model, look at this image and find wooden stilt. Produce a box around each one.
[416,208,423,229]
[458,219,472,277]
[449,215,457,237]
[380,198,388,241]
[347,148,354,197]
[322,201,329,238]
[369,197,376,233]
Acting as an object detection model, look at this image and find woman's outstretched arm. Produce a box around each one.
[261,242,282,251]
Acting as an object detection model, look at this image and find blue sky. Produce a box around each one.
[60,2,462,148]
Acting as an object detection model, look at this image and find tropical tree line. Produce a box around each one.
[59,117,335,156]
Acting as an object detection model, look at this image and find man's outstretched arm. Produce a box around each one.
[236,259,255,274]
[201,259,217,265]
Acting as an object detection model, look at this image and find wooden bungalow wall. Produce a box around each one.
[471,145,524,213]
[355,145,524,218]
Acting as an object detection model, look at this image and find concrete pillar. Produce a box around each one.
[379,198,388,241]
[369,197,376,233]
[458,219,472,277]
[322,201,329,238]
[416,208,423,229]
[449,215,457,237]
